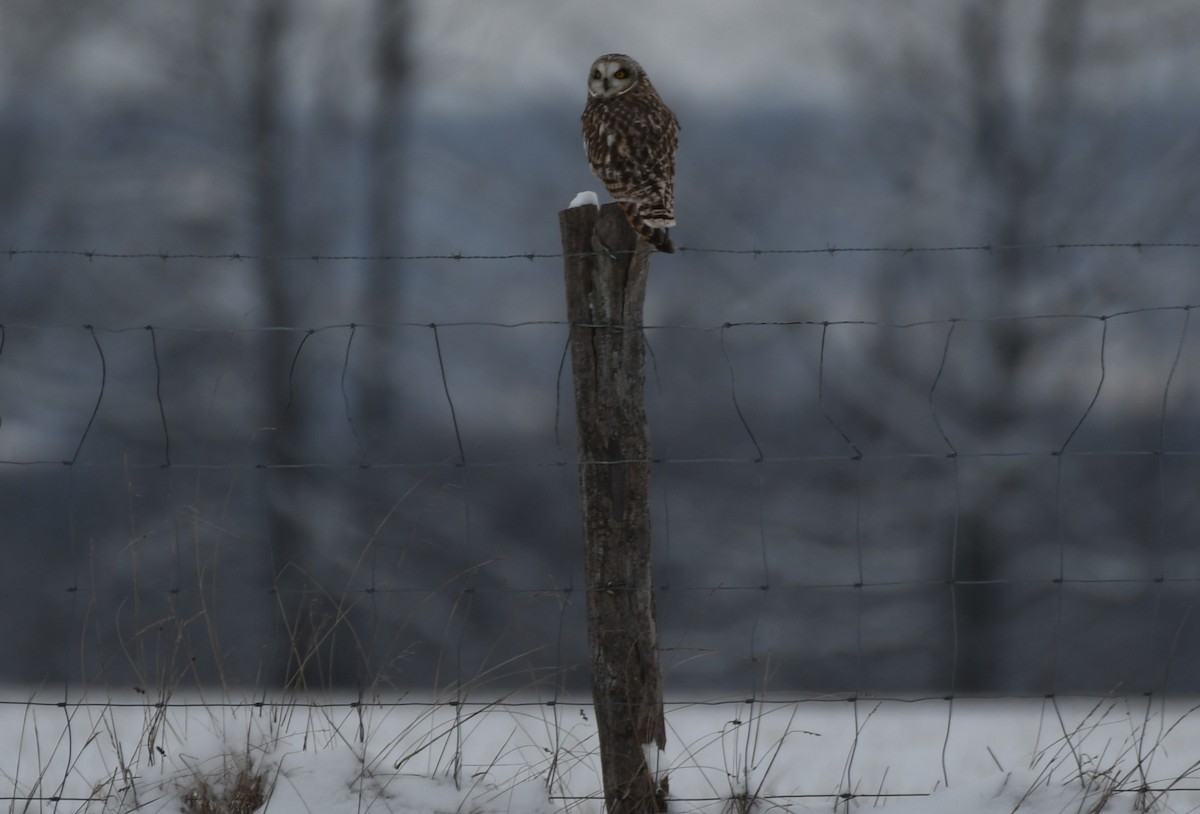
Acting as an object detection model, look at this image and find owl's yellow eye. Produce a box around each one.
[614,69,627,79]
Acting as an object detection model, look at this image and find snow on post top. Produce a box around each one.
[568,191,599,209]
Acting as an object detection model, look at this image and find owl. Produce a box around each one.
[582,54,681,253]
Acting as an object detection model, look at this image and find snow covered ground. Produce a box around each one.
[3,690,1198,813]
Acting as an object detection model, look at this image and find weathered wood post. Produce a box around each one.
[559,202,668,814]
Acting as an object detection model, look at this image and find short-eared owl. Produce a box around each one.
[582,54,680,253]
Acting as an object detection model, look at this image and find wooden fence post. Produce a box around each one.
[559,202,668,814]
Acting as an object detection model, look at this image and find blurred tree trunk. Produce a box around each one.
[251,0,287,302]
[367,0,410,263]
[249,0,320,690]
[954,0,1090,692]
[245,0,415,692]
[355,0,411,456]
[962,0,1087,389]
[847,0,1096,693]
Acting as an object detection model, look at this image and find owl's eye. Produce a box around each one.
[591,69,601,80]
[614,69,628,79]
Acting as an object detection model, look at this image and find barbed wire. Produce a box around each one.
[12,693,1200,714]
[5,240,1200,263]
[2,574,1197,598]
[1,449,1197,470]
[1,692,1195,806]
[5,789,1195,807]
[0,690,1192,715]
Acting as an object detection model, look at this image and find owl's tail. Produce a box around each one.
[617,202,677,253]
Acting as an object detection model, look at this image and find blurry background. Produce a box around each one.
[0,0,1198,697]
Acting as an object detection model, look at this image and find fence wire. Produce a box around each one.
[6,240,1200,262]
[1,243,1199,809]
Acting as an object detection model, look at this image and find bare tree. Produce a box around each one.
[242,0,416,691]
[355,0,412,457]
[840,0,1200,692]
[246,0,337,690]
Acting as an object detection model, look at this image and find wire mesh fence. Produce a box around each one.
[1,242,1198,808]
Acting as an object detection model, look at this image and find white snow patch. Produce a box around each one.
[3,693,1199,813]
[642,742,667,783]
[569,190,599,209]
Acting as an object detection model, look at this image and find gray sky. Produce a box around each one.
[406,0,1200,114]
[409,0,852,112]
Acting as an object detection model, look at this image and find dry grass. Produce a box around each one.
[181,759,268,814]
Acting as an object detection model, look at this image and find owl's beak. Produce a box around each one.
[602,78,610,92]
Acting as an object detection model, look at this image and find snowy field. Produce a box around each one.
[3,690,1199,813]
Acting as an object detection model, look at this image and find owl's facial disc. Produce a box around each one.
[588,55,641,97]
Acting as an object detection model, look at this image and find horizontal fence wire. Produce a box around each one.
[0,693,1193,710]
[6,240,1200,262]
[2,308,1198,331]
[4,695,1196,806]
[0,307,1194,466]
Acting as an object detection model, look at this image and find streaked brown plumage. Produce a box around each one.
[582,54,681,252]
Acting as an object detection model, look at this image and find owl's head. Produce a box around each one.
[587,54,646,98]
